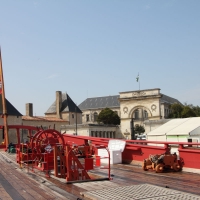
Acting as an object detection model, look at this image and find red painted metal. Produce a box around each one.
[85,158,93,170]
[10,126,111,182]
[66,147,91,181]
[1,125,200,174]
[62,134,200,170]
[65,144,111,182]
[0,144,6,148]
[179,147,200,169]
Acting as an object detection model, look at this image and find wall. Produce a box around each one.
[60,124,122,138]
[68,112,82,125]
[160,104,170,119]
[81,108,120,124]
[61,112,69,121]
[0,116,22,144]
[46,112,82,125]
[22,120,68,132]
[119,88,162,138]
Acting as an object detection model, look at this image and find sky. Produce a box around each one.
[0,0,200,116]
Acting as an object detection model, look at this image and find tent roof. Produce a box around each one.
[147,117,200,136]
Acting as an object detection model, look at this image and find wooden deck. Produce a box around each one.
[1,150,200,199]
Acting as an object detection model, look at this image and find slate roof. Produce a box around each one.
[0,95,22,116]
[78,93,181,110]
[160,94,181,105]
[78,95,120,110]
[45,93,82,114]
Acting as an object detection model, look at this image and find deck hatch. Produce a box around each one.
[82,184,200,200]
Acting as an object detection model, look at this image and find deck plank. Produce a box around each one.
[2,150,200,199]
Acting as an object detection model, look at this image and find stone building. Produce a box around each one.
[23,91,82,134]
[0,91,81,143]
[22,103,68,132]
[45,91,82,125]
[78,95,120,124]
[78,88,181,139]
[0,89,181,142]
[60,123,120,138]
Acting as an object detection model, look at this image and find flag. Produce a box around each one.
[136,74,139,82]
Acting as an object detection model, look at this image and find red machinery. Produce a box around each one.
[16,128,111,182]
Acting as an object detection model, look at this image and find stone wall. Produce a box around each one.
[60,124,122,139]
[119,88,162,138]
[81,108,120,124]
[0,116,22,144]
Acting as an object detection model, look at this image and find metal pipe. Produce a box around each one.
[75,107,77,135]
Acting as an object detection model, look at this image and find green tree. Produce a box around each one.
[181,106,197,118]
[184,103,200,117]
[168,103,183,118]
[97,108,120,125]
[169,102,199,118]
[192,106,200,116]
[134,124,145,135]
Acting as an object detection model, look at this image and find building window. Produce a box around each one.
[166,109,168,115]
[95,131,97,137]
[86,114,90,122]
[134,109,139,119]
[101,131,104,138]
[94,112,98,122]
[72,114,74,118]
[144,110,148,119]
[91,131,94,137]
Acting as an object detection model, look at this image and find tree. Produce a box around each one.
[168,103,183,118]
[169,102,199,118]
[192,105,200,116]
[181,106,196,118]
[184,103,200,117]
[134,124,145,135]
[97,108,120,125]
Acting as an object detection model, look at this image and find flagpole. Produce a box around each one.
[136,73,140,90]
[139,79,140,91]
[0,48,9,150]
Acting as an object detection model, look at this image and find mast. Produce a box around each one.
[0,48,9,149]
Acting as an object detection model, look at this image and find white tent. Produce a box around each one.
[147,117,200,142]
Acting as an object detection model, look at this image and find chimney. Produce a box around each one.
[56,91,62,118]
[26,103,33,117]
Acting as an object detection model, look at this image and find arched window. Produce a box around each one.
[134,109,139,119]
[94,112,98,122]
[144,110,148,119]
[86,114,90,122]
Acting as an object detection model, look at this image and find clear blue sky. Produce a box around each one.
[0,0,200,116]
